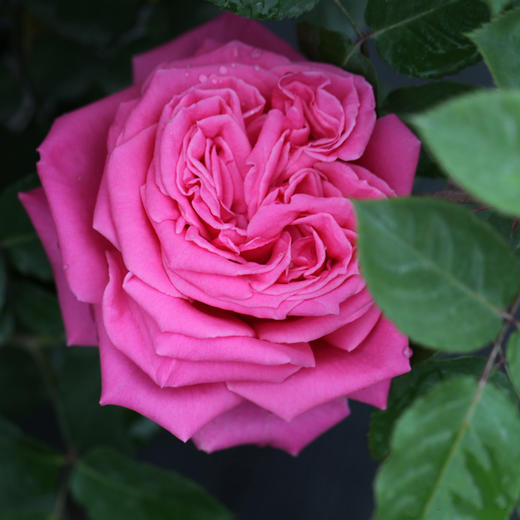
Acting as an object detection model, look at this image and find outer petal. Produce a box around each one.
[228,316,410,420]
[192,398,350,455]
[347,378,392,409]
[96,306,242,442]
[133,13,304,84]
[19,188,97,346]
[37,87,138,303]
[356,114,420,196]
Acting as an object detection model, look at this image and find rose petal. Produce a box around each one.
[228,316,410,420]
[123,273,253,338]
[346,378,392,409]
[19,189,97,346]
[133,13,304,84]
[37,87,138,303]
[192,398,350,455]
[104,251,309,388]
[355,114,420,196]
[97,305,242,442]
[324,304,381,352]
[153,331,315,367]
[254,287,373,343]
[102,125,179,295]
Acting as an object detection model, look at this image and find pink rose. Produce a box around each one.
[20,14,420,455]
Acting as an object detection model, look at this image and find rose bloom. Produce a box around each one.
[20,14,420,454]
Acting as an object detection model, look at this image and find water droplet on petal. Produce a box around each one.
[198,74,208,83]
[402,346,413,359]
[63,264,69,271]
[254,65,260,71]
[231,62,237,68]
[211,77,218,84]
[184,71,190,77]
[219,65,228,74]
[251,48,262,59]
[232,46,239,58]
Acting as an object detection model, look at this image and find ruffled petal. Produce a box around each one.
[228,316,410,420]
[96,306,242,441]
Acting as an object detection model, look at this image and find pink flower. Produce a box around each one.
[20,14,420,455]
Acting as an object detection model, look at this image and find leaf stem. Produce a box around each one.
[332,0,363,38]
[418,289,520,518]
[479,290,520,389]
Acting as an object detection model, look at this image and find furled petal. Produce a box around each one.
[133,13,304,84]
[192,398,350,455]
[104,251,309,388]
[254,287,373,343]
[356,114,420,196]
[96,306,242,441]
[37,87,138,303]
[324,304,381,352]
[19,189,97,346]
[228,316,410,420]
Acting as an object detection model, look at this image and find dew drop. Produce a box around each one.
[254,65,260,71]
[211,77,218,84]
[402,346,413,359]
[184,71,190,77]
[251,48,262,59]
[198,74,208,83]
[63,264,69,271]
[232,46,239,58]
[231,62,237,68]
[219,65,228,74]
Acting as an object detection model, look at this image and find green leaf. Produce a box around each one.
[0,176,51,281]
[297,25,378,89]
[71,447,233,520]
[0,347,45,417]
[27,37,101,103]
[354,198,520,351]
[12,281,63,340]
[0,62,22,127]
[365,0,489,78]
[381,82,476,119]
[206,0,320,19]
[0,174,39,243]
[299,0,367,42]
[0,415,63,514]
[0,514,53,520]
[413,90,520,217]
[468,7,520,88]
[483,0,514,15]
[475,209,520,257]
[506,330,520,394]
[374,377,520,520]
[0,312,15,345]
[7,241,52,282]
[370,356,515,460]
[22,0,142,48]
[0,253,6,310]
[49,347,138,454]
